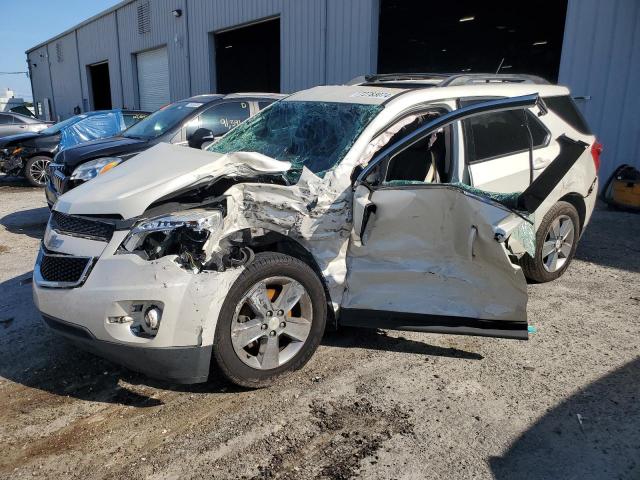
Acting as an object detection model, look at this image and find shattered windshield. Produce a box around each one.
[208,101,382,177]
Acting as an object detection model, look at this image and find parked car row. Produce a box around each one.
[30,74,600,388]
[0,109,148,186]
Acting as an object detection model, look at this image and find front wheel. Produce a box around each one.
[24,156,51,187]
[213,252,327,388]
[521,201,580,283]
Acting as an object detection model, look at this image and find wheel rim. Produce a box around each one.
[29,158,50,185]
[231,276,313,370]
[541,214,575,273]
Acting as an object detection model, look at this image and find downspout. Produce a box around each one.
[74,30,84,112]
[45,44,57,121]
[114,9,125,108]
[323,0,328,85]
[184,0,193,96]
[26,58,36,116]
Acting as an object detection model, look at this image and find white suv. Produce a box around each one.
[34,74,599,387]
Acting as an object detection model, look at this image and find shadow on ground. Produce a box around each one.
[0,207,49,239]
[490,357,640,480]
[574,205,640,273]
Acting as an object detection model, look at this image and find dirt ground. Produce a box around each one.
[0,174,638,480]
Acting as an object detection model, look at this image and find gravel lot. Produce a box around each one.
[0,174,638,480]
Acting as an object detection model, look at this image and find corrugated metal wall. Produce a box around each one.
[559,0,640,183]
[46,32,83,119]
[117,0,191,108]
[27,46,55,119]
[27,0,378,118]
[76,12,123,109]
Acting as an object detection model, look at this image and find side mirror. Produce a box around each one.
[188,128,214,149]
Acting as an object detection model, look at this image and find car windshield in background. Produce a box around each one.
[209,101,382,177]
[39,115,87,135]
[123,101,202,140]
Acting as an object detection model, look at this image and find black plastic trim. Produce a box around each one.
[340,309,528,340]
[517,135,589,213]
[41,314,212,384]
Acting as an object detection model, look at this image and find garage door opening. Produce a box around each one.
[214,18,280,94]
[137,47,170,112]
[88,62,112,110]
[378,0,568,82]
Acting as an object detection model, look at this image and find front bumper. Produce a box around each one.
[33,224,242,384]
[42,314,212,383]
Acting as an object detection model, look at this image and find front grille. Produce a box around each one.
[47,163,68,194]
[39,253,92,284]
[50,211,115,242]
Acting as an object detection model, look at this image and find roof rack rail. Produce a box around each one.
[346,73,451,85]
[346,72,550,88]
[438,73,550,86]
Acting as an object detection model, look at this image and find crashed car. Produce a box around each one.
[0,109,148,186]
[33,75,599,387]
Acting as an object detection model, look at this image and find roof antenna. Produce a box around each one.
[495,58,505,74]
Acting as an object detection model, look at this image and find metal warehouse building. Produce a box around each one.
[26,0,640,181]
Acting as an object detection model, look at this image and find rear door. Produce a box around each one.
[461,99,555,191]
[0,113,22,137]
[343,95,558,340]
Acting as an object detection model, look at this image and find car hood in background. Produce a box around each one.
[54,143,291,219]
[0,132,44,148]
[55,135,148,169]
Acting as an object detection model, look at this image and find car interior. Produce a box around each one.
[382,113,452,185]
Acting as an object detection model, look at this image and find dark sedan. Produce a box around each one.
[46,93,284,207]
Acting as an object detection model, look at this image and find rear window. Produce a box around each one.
[544,95,592,135]
[463,110,548,163]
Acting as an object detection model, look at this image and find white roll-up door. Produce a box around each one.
[136,47,170,111]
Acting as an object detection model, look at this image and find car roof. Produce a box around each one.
[182,93,285,104]
[287,79,570,107]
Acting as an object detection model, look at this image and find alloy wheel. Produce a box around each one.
[231,276,313,370]
[29,158,50,185]
[541,214,575,272]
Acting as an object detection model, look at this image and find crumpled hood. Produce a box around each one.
[54,143,291,219]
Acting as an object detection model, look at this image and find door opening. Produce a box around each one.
[88,62,112,110]
[214,18,280,94]
[378,0,568,82]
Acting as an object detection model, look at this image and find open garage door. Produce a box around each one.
[378,0,568,82]
[214,18,280,94]
[137,47,170,111]
[88,62,112,110]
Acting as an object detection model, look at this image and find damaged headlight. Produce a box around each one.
[70,157,123,182]
[119,209,224,271]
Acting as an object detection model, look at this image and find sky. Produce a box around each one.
[0,0,120,101]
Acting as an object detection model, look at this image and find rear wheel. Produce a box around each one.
[24,156,50,187]
[521,201,580,283]
[213,252,327,388]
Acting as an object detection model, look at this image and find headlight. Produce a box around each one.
[119,209,224,271]
[70,157,122,182]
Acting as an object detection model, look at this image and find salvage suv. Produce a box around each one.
[33,74,599,387]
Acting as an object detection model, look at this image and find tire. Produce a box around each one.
[24,156,51,187]
[521,201,580,283]
[213,252,327,388]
